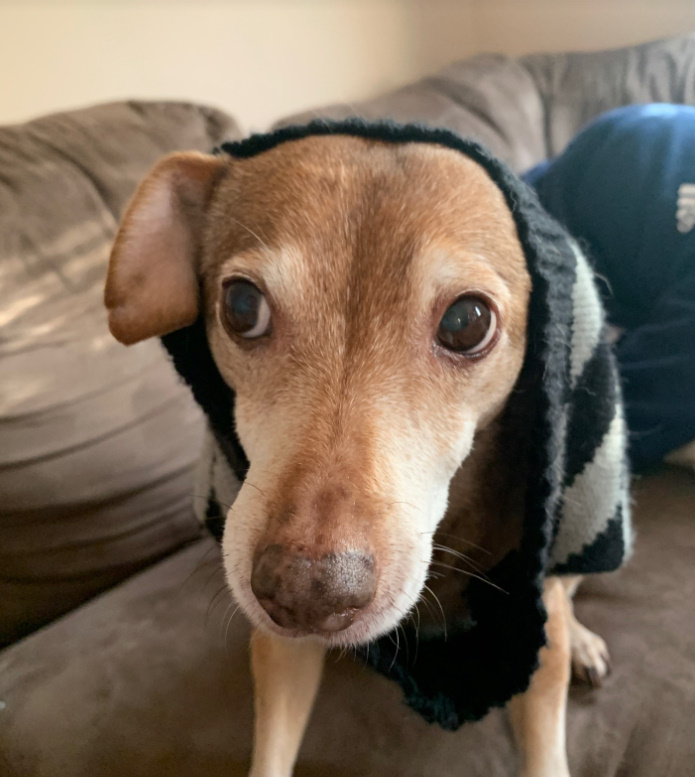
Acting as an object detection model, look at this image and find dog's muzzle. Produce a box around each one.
[251,545,376,634]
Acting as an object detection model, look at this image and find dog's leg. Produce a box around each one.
[561,575,611,687]
[249,629,325,777]
[509,576,572,777]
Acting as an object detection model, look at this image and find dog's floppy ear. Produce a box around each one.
[105,151,226,345]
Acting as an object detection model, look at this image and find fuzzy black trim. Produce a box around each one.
[161,119,597,728]
[161,319,248,480]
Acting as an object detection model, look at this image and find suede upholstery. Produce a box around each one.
[0,469,693,777]
[0,101,241,645]
[280,33,695,173]
[1,33,694,777]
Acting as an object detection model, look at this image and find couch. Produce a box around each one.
[1,34,694,777]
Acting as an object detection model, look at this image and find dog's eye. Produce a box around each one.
[223,280,271,339]
[437,295,497,354]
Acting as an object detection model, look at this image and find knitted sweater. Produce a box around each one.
[161,120,631,729]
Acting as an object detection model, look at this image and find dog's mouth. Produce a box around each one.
[247,595,418,647]
[254,606,379,645]
[241,543,420,645]
[256,599,366,635]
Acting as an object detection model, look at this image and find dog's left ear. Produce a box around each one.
[105,151,226,345]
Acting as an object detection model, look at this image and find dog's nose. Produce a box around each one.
[251,544,376,633]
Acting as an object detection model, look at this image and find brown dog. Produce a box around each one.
[105,136,610,777]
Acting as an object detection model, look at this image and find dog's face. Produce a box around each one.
[105,136,531,647]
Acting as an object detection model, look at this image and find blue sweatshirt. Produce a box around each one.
[524,104,695,468]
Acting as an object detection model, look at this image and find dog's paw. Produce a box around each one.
[569,619,610,688]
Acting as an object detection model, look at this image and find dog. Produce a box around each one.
[104,132,613,777]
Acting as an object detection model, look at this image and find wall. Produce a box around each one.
[0,0,420,130]
[471,0,695,57]
[0,0,694,131]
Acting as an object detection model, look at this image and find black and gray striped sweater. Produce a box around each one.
[161,121,631,730]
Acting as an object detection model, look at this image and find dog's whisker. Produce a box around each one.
[200,561,225,593]
[362,642,371,670]
[401,586,439,634]
[218,601,234,643]
[432,542,475,563]
[398,623,410,666]
[177,542,222,591]
[412,603,421,634]
[206,585,231,624]
[422,584,448,641]
[227,215,270,252]
[388,622,401,672]
[224,604,241,655]
[192,493,237,513]
[426,530,492,555]
[332,600,423,670]
[430,561,508,594]
[409,589,438,623]
[243,481,267,498]
[412,604,421,664]
[432,543,490,577]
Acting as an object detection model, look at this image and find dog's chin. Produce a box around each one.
[249,604,416,648]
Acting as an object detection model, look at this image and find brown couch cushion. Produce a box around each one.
[0,468,692,777]
[0,101,240,646]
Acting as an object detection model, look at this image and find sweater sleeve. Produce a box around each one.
[523,104,695,329]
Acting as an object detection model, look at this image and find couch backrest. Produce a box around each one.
[521,32,695,158]
[278,33,695,173]
[275,53,547,173]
